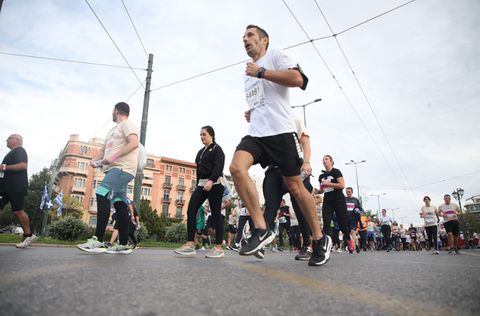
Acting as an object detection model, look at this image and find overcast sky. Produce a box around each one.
[1,0,479,226]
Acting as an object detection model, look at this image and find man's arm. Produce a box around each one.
[246,62,304,88]
[1,162,27,171]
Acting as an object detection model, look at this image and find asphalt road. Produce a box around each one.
[0,245,479,316]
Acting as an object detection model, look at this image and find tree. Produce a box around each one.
[139,199,181,241]
[25,167,52,234]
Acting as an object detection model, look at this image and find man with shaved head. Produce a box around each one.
[0,133,37,248]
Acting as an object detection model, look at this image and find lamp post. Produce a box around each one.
[370,193,386,219]
[452,187,467,240]
[291,98,321,128]
[345,159,366,205]
[388,207,399,221]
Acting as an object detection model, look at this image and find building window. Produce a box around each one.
[165,175,171,185]
[93,180,98,189]
[89,216,97,226]
[179,177,185,186]
[163,190,170,200]
[177,191,184,201]
[80,146,89,155]
[77,161,88,170]
[74,177,85,188]
[72,194,84,204]
[162,204,169,216]
[191,180,196,190]
[176,207,183,219]
[142,187,151,197]
[192,170,196,176]
[166,165,172,171]
[146,158,155,168]
[127,185,134,194]
[90,197,97,208]
[179,167,186,173]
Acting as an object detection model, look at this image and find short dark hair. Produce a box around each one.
[246,24,269,50]
[114,102,130,116]
[423,196,431,201]
[444,194,451,198]
[346,187,353,192]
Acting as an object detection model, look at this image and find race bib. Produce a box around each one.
[245,77,265,110]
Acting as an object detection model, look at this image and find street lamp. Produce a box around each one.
[387,207,399,221]
[451,188,464,214]
[370,193,386,219]
[345,159,366,205]
[291,98,321,128]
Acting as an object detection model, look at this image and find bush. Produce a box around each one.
[136,224,148,242]
[48,215,90,241]
[165,223,187,243]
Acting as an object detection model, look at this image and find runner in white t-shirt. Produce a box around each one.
[438,194,461,254]
[420,195,440,254]
[230,25,330,267]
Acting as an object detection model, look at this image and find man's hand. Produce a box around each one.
[245,62,260,77]
[244,110,251,123]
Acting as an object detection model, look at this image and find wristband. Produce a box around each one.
[207,180,214,184]
[111,155,118,162]
[304,161,310,164]
[257,67,265,79]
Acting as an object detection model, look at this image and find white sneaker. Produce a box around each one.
[77,236,108,253]
[105,244,132,254]
[174,244,197,256]
[15,234,37,248]
[205,248,225,258]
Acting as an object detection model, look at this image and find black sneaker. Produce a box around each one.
[230,243,240,252]
[355,244,360,254]
[239,230,274,256]
[253,248,265,259]
[295,246,311,261]
[308,235,332,266]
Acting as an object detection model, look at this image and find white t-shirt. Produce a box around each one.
[103,120,139,176]
[239,207,250,217]
[438,203,460,223]
[244,49,298,137]
[379,215,392,226]
[421,205,438,227]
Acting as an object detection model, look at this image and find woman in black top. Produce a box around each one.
[318,155,352,252]
[174,126,226,258]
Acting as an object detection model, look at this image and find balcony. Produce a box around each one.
[176,199,185,206]
[162,197,171,204]
[56,166,88,177]
[176,184,186,191]
[71,186,86,193]
[143,177,154,185]
[163,182,172,189]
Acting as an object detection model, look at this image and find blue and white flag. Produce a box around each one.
[54,190,64,216]
[39,184,48,210]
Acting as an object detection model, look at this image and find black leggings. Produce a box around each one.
[186,184,224,244]
[128,221,138,245]
[95,194,129,245]
[381,225,391,249]
[235,215,254,244]
[425,225,438,250]
[263,167,313,247]
[322,199,350,241]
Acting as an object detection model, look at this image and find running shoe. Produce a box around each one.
[230,243,240,252]
[205,248,225,258]
[295,246,312,261]
[355,244,360,254]
[15,234,37,248]
[448,249,453,254]
[434,250,440,255]
[77,236,108,253]
[252,248,265,259]
[308,235,332,266]
[454,248,460,255]
[105,244,132,254]
[174,244,197,256]
[347,239,355,254]
[239,229,274,256]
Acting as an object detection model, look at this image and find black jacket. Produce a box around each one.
[195,143,225,183]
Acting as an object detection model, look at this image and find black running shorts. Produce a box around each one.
[235,133,303,177]
[0,192,26,212]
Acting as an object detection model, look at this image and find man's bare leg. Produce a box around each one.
[229,150,266,230]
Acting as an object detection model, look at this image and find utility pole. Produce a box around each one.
[41,159,58,236]
[133,53,153,208]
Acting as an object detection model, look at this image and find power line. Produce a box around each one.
[84,0,144,88]
[313,0,415,191]
[281,0,405,187]
[0,52,146,70]
[149,0,417,92]
[126,80,146,102]
[121,0,149,57]
[150,59,248,92]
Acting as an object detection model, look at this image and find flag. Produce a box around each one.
[54,190,63,216]
[39,184,48,210]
